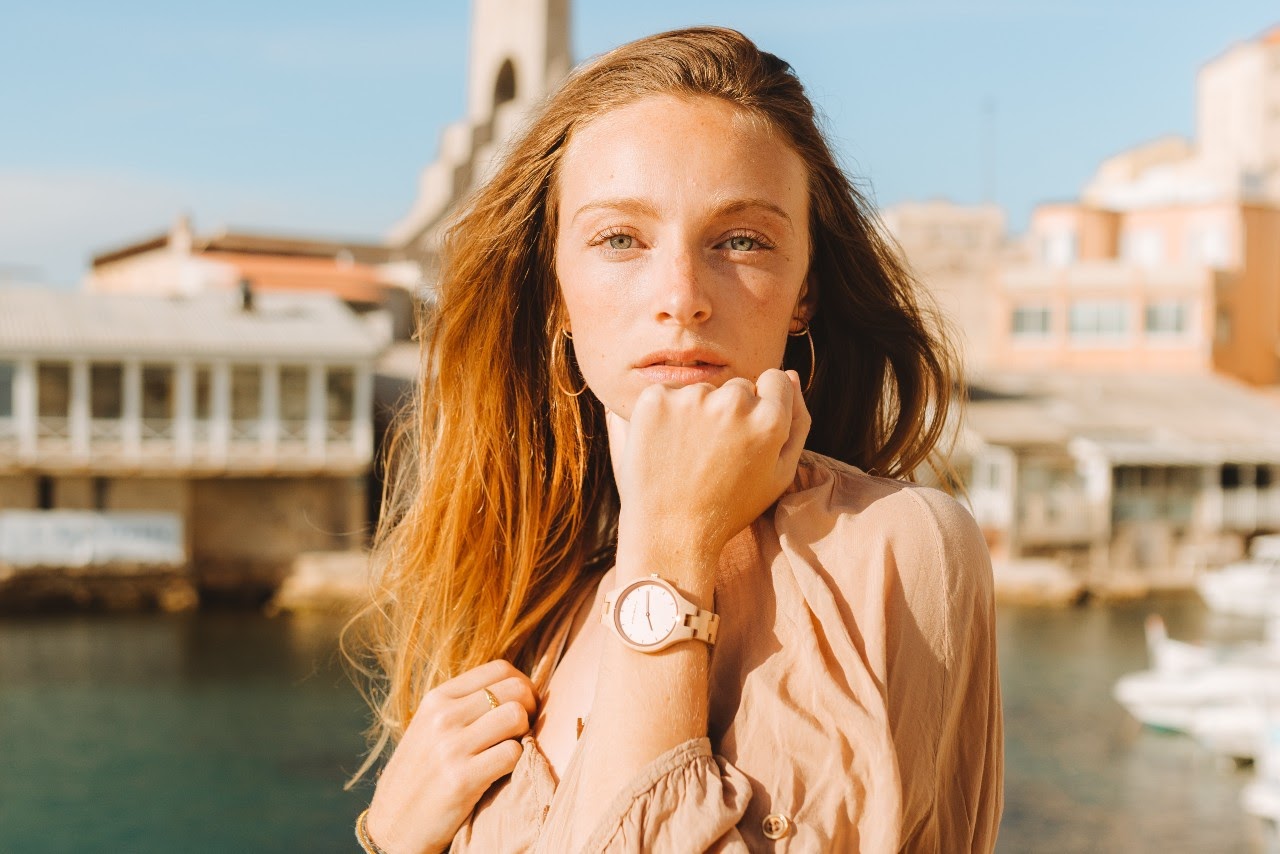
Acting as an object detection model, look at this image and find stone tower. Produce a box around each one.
[389,0,572,267]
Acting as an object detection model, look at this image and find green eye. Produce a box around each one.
[608,234,633,250]
[728,236,757,251]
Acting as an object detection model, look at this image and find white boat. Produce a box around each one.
[1112,615,1280,734]
[1197,535,1280,618]
[1114,664,1280,733]
[1190,702,1269,761]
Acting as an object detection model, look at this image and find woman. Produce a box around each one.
[350,26,1003,853]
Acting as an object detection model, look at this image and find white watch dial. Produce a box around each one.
[617,583,680,646]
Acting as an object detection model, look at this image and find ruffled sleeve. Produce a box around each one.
[534,738,753,853]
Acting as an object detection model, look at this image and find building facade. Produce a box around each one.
[888,27,1280,595]
[0,287,388,608]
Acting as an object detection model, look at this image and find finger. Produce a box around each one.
[754,368,793,412]
[469,738,524,785]
[460,700,532,756]
[435,659,524,701]
[482,674,538,719]
[716,376,755,398]
[753,368,794,432]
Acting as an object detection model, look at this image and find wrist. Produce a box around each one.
[614,540,716,608]
[617,513,724,563]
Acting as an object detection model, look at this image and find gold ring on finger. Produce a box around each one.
[483,687,500,711]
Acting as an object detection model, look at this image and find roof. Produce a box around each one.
[964,371,1280,464]
[0,286,390,361]
[91,226,398,268]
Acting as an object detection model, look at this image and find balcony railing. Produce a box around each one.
[141,418,174,441]
[279,419,307,443]
[89,418,123,443]
[230,419,260,442]
[37,417,70,440]
[7,414,364,469]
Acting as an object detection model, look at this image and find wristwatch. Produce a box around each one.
[601,574,720,653]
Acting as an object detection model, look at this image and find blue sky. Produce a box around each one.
[2,1,1276,287]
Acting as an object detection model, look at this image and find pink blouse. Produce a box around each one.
[450,451,1004,852]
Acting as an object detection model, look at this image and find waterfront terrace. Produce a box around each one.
[0,285,390,608]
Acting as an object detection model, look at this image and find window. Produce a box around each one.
[90,363,123,419]
[494,58,517,107]
[0,361,13,418]
[1144,301,1189,336]
[1042,230,1078,266]
[326,367,355,421]
[141,365,173,420]
[1120,228,1165,267]
[1069,301,1130,339]
[1011,305,1052,338]
[37,362,70,418]
[194,366,212,420]
[1185,225,1231,268]
[280,366,309,422]
[231,366,261,421]
[1221,464,1242,489]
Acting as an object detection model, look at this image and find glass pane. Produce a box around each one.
[194,366,212,420]
[280,366,308,422]
[0,362,13,419]
[231,366,261,420]
[90,364,123,419]
[142,365,172,420]
[326,368,354,421]
[37,363,70,418]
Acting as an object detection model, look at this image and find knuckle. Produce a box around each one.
[498,738,524,768]
[423,705,451,734]
[500,701,529,730]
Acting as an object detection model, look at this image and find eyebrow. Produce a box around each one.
[569,196,795,231]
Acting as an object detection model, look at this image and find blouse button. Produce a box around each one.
[761,812,793,840]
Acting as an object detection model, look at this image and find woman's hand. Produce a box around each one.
[364,660,538,854]
[608,368,811,571]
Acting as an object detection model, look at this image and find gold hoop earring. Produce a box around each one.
[552,328,588,397]
[787,322,815,395]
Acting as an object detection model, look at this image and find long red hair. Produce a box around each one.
[346,26,957,778]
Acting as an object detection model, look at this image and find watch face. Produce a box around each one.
[617,582,680,647]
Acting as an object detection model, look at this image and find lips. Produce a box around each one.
[634,349,727,369]
[632,349,729,385]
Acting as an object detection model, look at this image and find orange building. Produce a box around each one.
[987,199,1280,382]
[984,24,1280,385]
[85,217,419,341]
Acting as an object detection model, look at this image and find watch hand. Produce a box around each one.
[645,589,653,630]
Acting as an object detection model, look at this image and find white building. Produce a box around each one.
[961,371,1280,594]
[0,286,389,608]
[1083,26,1280,210]
[390,0,572,265]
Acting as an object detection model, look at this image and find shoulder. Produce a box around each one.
[782,451,989,576]
[774,451,994,645]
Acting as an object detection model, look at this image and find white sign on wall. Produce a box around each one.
[0,511,185,568]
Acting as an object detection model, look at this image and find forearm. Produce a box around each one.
[560,536,717,850]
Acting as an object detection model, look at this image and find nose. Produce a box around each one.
[650,242,712,326]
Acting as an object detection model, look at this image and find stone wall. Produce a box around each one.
[0,475,37,509]
[190,475,366,601]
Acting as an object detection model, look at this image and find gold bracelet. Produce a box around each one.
[355,808,391,854]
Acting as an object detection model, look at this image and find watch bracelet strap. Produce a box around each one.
[686,608,720,645]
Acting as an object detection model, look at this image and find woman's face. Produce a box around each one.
[554,94,813,419]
